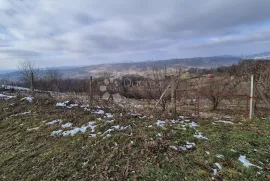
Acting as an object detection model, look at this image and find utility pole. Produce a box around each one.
[249,75,254,119]
[89,76,93,107]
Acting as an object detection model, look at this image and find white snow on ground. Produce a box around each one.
[105,113,113,118]
[61,123,73,128]
[56,101,78,108]
[147,125,153,128]
[169,146,178,151]
[112,125,130,130]
[56,101,71,107]
[47,119,62,125]
[67,104,78,108]
[105,120,114,124]
[215,154,224,159]
[213,169,217,175]
[156,120,165,127]
[179,116,185,120]
[1,85,30,91]
[27,127,39,131]
[56,102,66,107]
[51,130,63,136]
[0,94,16,100]
[103,125,130,135]
[194,132,208,140]
[238,155,262,169]
[89,134,96,138]
[21,96,33,103]
[51,121,96,137]
[62,126,88,136]
[215,163,222,169]
[185,141,196,149]
[10,111,31,117]
[215,120,234,124]
[206,151,210,155]
[188,121,198,128]
[93,110,105,115]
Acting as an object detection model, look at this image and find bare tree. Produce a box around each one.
[197,76,240,110]
[44,68,63,91]
[18,60,40,92]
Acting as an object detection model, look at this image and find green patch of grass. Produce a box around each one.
[0,97,269,180]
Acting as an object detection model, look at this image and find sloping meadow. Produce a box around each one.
[0,94,269,180]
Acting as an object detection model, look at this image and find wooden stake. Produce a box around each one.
[171,76,176,118]
[30,72,34,95]
[89,76,93,107]
[249,75,254,119]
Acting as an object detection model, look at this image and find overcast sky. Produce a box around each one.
[0,0,270,70]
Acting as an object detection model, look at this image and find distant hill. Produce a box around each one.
[62,56,241,78]
[0,55,242,80]
[3,52,270,80]
[245,52,270,60]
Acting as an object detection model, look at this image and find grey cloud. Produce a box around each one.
[0,0,270,69]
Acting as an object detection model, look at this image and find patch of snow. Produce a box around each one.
[56,102,66,107]
[213,169,217,175]
[215,154,224,159]
[2,85,30,91]
[27,127,39,131]
[105,113,113,118]
[89,134,96,138]
[171,119,180,124]
[215,120,234,124]
[185,141,196,149]
[169,146,178,151]
[47,119,62,125]
[157,133,162,137]
[61,123,73,128]
[179,146,187,151]
[179,116,185,120]
[52,121,96,136]
[106,120,115,124]
[206,151,210,155]
[10,111,31,117]
[93,110,105,115]
[67,104,78,108]
[147,125,153,128]
[82,162,87,168]
[215,163,222,169]
[156,120,165,127]
[112,125,130,130]
[194,132,208,140]
[62,126,88,136]
[0,94,16,100]
[51,130,63,136]
[238,155,262,169]
[188,121,198,128]
[21,96,33,103]
[80,104,89,108]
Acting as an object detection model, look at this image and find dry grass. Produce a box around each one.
[0,94,269,181]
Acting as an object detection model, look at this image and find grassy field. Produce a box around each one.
[0,94,269,181]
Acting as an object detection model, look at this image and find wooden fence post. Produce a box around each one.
[30,72,34,95]
[89,76,93,107]
[171,75,176,118]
